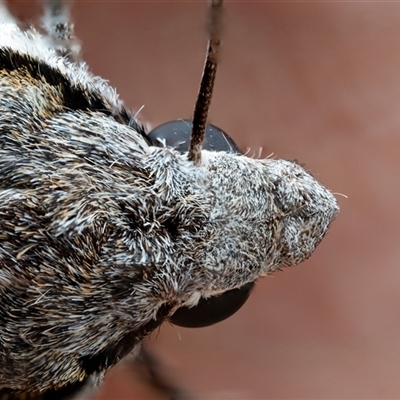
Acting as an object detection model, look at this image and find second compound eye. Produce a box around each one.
[147,119,242,155]
[169,282,255,328]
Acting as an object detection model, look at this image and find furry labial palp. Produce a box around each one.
[0,0,339,399]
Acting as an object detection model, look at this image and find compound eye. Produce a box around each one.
[169,282,255,328]
[147,119,242,155]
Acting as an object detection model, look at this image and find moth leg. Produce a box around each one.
[0,1,17,24]
[41,0,81,62]
[130,347,195,400]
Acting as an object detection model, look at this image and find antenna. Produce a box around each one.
[188,0,223,166]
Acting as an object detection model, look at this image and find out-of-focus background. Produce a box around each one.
[10,1,400,399]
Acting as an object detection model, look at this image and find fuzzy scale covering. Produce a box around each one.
[0,2,339,399]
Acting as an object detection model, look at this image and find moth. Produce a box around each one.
[0,0,339,399]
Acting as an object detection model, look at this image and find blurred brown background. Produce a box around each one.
[9,1,400,399]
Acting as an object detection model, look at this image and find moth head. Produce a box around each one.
[148,121,338,327]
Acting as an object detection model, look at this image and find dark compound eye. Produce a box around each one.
[169,282,255,328]
[147,119,242,155]
[148,119,255,328]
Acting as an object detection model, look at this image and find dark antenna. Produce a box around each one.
[188,0,223,166]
